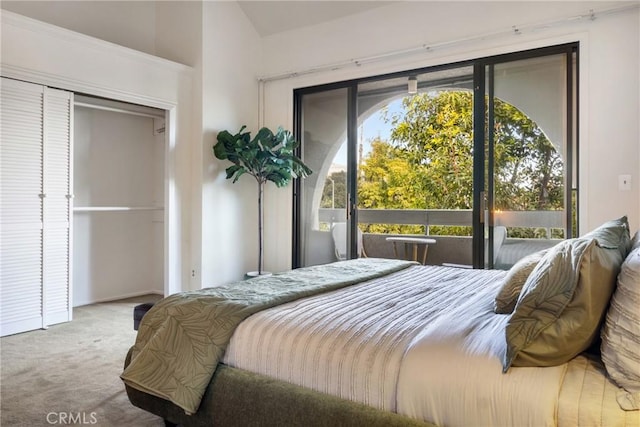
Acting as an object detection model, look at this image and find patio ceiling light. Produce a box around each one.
[408,76,418,94]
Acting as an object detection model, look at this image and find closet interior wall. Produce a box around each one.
[73,100,165,306]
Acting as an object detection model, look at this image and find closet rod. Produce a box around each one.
[74,101,164,119]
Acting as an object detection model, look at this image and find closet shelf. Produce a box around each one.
[73,206,164,212]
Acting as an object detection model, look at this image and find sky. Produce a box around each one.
[332,98,403,168]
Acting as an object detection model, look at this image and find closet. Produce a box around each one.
[72,96,165,306]
[0,77,165,336]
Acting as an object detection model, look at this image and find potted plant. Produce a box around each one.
[213,126,312,276]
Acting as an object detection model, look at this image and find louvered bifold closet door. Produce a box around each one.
[43,88,73,326]
[1,78,45,336]
[0,79,72,336]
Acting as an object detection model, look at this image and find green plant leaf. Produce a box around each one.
[212,125,311,272]
[225,164,244,180]
[213,125,312,186]
[232,169,247,183]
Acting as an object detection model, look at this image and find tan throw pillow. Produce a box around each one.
[582,216,631,259]
[494,249,549,314]
[504,233,624,371]
[601,246,640,410]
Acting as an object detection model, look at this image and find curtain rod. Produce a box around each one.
[258,3,638,83]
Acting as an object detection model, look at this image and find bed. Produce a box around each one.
[122,217,640,426]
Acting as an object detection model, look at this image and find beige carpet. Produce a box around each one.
[1,295,165,427]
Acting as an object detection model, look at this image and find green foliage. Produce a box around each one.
[213,126,312,187]
[357,91,564,237]
[320,170,347,209]
[384,92,475,210]
[491,100,564,211]
[213,125,312,274]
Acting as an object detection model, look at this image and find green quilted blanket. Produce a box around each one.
[121,258,416,414]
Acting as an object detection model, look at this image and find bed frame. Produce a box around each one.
[124,349,434,427]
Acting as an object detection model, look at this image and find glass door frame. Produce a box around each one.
[292,80,360,267]
[473,43,578,268]
[293,42,578,269]
[292,61,475,268]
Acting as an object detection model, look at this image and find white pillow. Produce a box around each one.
[631,230,640,251]
[601,246,640,410]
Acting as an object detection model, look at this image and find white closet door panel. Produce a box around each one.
[43,88,72,325]
[1,78,45,336]
[0,227,43,336]
[43,227,70,325]
[43,91,72,227]
[1,82,43,227]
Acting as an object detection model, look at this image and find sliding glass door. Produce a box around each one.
[294,43,577,270]
[293,86,355,267]
[478,46,577,268]
[355,66,476,267]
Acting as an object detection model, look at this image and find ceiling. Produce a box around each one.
[237,1,396,37]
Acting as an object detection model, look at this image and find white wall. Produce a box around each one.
[1,1,158,57]
[153,2,205,290]
[155,1,202,67]
[260,2,631,78]
[260,2,640,273]
[583,8,639,232]
[199,1,262,285]
[0,1,205,69]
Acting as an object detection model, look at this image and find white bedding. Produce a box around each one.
[224,265,496,411]
[222,263,635,426]
[396,270,566,426]
[559,355,640,427]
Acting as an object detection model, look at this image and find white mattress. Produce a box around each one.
[223,263,636,426]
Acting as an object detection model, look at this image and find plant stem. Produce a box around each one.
[258,179,264,275]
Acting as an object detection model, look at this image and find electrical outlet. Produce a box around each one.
[191,269,196,278]
[619,174,632,191]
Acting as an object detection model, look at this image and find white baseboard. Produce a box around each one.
[73,290,164,307]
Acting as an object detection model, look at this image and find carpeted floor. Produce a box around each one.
[1,294,165,427]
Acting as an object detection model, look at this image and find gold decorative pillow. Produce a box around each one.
[582,216,631,258]
[504,239,594,370]
[494,249,549,314]
[504,218,629,371]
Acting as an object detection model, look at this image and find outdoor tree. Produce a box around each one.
[358,139,426,234]
[357,91,564,236]
[320,170,347,209]
[385,92,475,210]
[492,100,564,212]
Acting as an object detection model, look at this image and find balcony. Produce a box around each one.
[316,208,563,268]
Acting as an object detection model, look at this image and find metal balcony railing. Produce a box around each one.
[318,208,564,234]
[315,208,564,268]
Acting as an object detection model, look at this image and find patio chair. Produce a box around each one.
[331,222,367,260]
